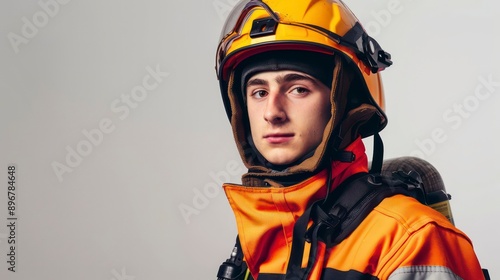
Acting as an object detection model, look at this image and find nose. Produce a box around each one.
[264,92,287,123]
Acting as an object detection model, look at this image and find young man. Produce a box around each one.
[215,0,486,279]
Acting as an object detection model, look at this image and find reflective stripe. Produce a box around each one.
[389,266,463,280]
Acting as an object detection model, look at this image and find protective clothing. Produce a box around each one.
[223,139,485,279]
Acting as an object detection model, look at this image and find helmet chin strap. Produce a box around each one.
[370,132,384,174]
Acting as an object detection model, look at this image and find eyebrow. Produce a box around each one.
[276,73,318,85]
[246,73,318,88]
[246,78,268,88]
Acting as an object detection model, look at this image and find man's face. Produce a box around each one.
[246,70,331,166]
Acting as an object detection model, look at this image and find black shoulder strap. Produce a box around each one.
[285,171,424,279]
[324,171,425,245]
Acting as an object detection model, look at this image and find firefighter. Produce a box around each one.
[215,0,486,279]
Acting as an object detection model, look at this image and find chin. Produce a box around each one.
[265,154,299,166]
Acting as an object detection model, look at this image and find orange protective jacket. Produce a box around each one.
[223,139,485,279]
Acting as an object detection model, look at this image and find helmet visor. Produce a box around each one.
[218,0,279,43]
[216,0,280,78]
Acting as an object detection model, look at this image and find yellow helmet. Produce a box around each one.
[215,0,393,177]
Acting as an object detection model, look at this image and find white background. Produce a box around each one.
[0,0,498,279]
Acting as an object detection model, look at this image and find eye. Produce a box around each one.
[250,90,268,99]
[289,87,310,96]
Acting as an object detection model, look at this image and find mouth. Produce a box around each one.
[263,133,294,144]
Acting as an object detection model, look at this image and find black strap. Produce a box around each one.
[285,171,423,279]
[483,269,491,280]
[370,133,384,174]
